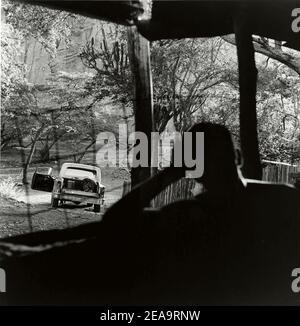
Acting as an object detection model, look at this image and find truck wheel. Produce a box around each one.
[51,197,59,208]
[94,204,101,213]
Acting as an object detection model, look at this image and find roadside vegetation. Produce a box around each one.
[0,177,23,202]
[1,0,299,186]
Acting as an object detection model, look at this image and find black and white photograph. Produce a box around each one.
[0,0,300,317]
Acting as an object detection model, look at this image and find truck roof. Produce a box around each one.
[60,163,100,172]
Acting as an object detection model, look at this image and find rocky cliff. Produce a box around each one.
[23,17,102,85]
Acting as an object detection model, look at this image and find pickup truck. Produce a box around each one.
[31,163,105,212]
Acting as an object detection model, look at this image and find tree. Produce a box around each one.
[256,62,300,163]
[80,24,233,133]
[3,0,76,53]
[151,37,229,132]
[222,35,300,76]
[80,24,132,105]
[1,2,97,182]
[197,53,300,164]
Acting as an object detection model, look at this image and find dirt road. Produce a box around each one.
[0,187,122,239]
[0,168,126,239]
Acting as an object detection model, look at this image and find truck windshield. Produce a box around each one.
[64,167,97,179]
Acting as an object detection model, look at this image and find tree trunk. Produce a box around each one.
[39,136,50,161]
[222,35,300,76]
[234,10,262,180]
[22,127,44,184]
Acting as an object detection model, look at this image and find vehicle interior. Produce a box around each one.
[0,0,300,305]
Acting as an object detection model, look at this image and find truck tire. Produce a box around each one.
[51,197,59,208]
[94,204,101,213]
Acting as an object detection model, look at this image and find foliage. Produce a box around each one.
[196,54,300,163]
[256,62,300,163]
[2,0,76,53]
[1,1,99,182]
[151,37,229,132]
[79,22,300,163]
[80,24,132,104]
[0,177,22,201]
[80,25,231,133]
[2,2,300,171]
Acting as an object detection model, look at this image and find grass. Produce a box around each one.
[0,177,23,202]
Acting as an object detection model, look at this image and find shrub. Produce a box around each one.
[0,177,22,201]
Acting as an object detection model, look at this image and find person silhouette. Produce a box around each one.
[102,122,300,304]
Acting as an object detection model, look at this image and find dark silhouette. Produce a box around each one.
[1,123,299,305]
[295,179,300,190]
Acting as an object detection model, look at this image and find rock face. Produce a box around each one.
[23,17,102,85]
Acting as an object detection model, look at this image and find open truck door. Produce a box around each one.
[31,168,55,192]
